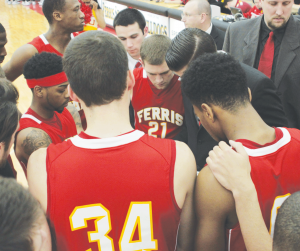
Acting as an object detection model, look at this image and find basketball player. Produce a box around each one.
[15,52,80,173]
[114,8,148,70]
[181,52,300,251]
[3,0,85,81]
[27,31,196,251]
[0,177,53,251]
[132,35,184,139]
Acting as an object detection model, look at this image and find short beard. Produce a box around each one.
[267,18,287,30]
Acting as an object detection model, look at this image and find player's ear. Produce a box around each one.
[34,86,44,98]
[53,10,63,22]
[248,88,252,102]
[143,26,148,37]
[127,70,135,91]
[201,103,215,122]
[68,85,80,102]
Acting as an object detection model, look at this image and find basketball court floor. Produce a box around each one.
[1,0,51,186]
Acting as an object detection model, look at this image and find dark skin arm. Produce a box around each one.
[15,128,52,165]
[66,103,83,133]
[195,165,237,251]
[3,44,38,82]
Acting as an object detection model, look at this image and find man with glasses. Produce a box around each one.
[182,0,225,50]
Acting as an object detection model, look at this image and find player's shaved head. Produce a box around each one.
[273,192,300,251]
[140,35,171,65]
[63,31,128,107]
[43,0,66,24]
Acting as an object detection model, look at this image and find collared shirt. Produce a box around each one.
[205,23,213,34]
[254,16,288,81]
[128,53,139,71]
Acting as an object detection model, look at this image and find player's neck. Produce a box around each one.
[44,25,72,53]
[222,105,276,145]
[30,100,55,120]
[82,96,133,138]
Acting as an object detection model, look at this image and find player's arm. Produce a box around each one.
[195,165,235,251]
[3,44,38,82]
[174,141,197,251]
[207,141,272,251]
[66,103,83,133]
[27,148,48,212]
[91,0,106,29]
[15,128,52,165]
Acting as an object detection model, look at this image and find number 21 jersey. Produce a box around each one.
[132,68,184,139]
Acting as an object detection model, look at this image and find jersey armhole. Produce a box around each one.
[169,140,181,213]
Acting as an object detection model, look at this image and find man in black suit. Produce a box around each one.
[223,0,300,129]
[182,0,225,50]
[166,28,288,171]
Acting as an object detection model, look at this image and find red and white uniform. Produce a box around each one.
[243,5,263,19]
[226,127,300,251]
[17,108,77,173]
[235,0,251,13]
[132,68,184,139]
[28,34,87,130]
[47,130,181,251]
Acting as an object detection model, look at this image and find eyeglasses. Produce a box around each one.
[181,13,201,18]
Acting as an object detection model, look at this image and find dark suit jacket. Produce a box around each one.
[175,63,288,170]
[211,24,225,50]
[223,15,300,129]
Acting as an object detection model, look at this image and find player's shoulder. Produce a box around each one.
[47,137,74,162]
[174,141,196,171]
[285,127,300,144]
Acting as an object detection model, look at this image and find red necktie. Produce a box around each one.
[258,31,274,79]
[135,61,142,69]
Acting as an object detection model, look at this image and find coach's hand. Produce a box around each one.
[206,140,254,196]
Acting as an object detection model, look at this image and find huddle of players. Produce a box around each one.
[1,0,300,250]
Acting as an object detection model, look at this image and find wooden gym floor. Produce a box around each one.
[0,0,49,186]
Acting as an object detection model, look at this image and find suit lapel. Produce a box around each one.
[210,25,218,40]
[243,16,262,66]
[274,15,300,88]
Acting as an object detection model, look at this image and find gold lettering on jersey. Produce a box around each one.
[161,108,171,122]
[152,107,161,120]
[175,113,184,126]
[144,108,151,121]
[137,107,183,126]
[171,110,175,124]
[137,110,144,123]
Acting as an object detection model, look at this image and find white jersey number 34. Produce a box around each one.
[70,202,158,251]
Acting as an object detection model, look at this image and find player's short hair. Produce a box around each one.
[113,8,146,34]
[273,192,300,251]
[140,35,171,66]
[63,31,128,107]
[0,23,5,33]
[43,0,66,24]
[23,52,63,79]
[165,28,216,72]
[181,53,249,112]
[0,177,42,251]
[0,79,19,151]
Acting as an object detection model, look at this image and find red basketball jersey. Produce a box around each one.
[46,130,181,251]
[226,127,300,251]
[17,108,77,174]
[132,68,184,139]
[28,34,87,130]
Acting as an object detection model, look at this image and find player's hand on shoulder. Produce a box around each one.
[206,140,252,195]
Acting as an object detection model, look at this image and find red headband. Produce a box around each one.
[26,72,68,89]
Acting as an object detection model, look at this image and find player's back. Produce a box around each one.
[47,130,180,251]
[227,127,300,250]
